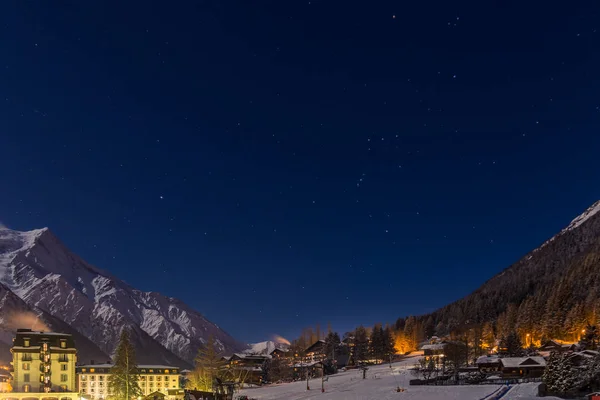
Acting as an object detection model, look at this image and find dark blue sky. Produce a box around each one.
[1,1,600,343]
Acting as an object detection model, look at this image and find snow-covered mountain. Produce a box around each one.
[243,340,290,356]
[0,227,243,367]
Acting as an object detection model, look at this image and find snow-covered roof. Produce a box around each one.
[476,355,500,364]
[499,357,546,368]
[421,344,445,350]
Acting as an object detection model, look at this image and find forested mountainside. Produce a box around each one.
[396,200,600,347]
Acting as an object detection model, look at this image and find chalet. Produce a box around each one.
[421,343,445,356]
[476,355,501,373]
[291,361,323,380]
[499,356,546,378]
[567,350,599,367]
[225,354,269,385]
[539,340,577,353]
[305,340,327,362]
[270,348,289,359]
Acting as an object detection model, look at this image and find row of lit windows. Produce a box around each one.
[22,373,69,382]
[21,363,68,371]
[80,368,177,374]
[22,339,68,349]
[81,375,176,381]
[22,384,69,392]
[21,354,70,362]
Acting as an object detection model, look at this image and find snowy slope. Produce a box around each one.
[239,357,504,400]
[0,227,242,366]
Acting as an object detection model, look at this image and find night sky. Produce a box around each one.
[2,1,600,343]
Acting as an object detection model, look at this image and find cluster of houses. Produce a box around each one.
[0,329,184,400]
[421,338,594,380]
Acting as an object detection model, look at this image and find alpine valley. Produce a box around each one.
[0,227,244,367]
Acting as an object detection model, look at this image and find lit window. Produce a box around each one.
[23,363,30,370]
[164,369,169,374]
[24,339,30,347]
[60,340,67,349]
[90,368,95,373]
[82,368,87,373]
[24,374,30,383]
[149,369,154,373]
[43,343,48,351]
[23,384,30,392]
[81,376,87,381]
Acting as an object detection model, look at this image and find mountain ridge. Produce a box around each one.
[0,226,244,367]
[419,199,600,341]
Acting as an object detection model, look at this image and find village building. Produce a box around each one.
[304,340,326,363]
[421,343,445,357]
[77,364,182,400]
[499,356,546,378]
[223,354,269,386]
[539,340,577,353]
[0,329,79,400]
[475,355,501,373]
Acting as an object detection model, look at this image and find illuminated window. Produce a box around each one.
[149,369,154,373]
[60,340,67,349]
[23,363,30,370]
[81,376,87,381]
[23,384,30,392]
[90,368,95,373]
[43,343,48,351]
[164,369,169,374]
[24,374,30,382]
[24,339,30,347]
[82,368,87,373]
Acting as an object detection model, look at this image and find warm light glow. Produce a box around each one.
[272,335,291,345]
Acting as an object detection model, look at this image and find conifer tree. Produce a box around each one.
[369,324,385,362]
[354,326,369,365]
[383,325,396,361]
[186,336,226,391]
[109,329,142,400]
[323,331,341,362]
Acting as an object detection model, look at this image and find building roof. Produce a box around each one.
[13,329,75,349]
[421,344,445,351]
[476,355,500,364]
[305,340,326,353]
[499,357,546,368]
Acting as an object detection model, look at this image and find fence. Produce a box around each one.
[410,377,542,386]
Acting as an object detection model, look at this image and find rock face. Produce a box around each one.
[0,227,243,367]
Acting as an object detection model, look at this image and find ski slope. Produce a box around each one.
[237,356,536,400]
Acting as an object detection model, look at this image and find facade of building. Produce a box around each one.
[499,356,546,378]
[77,364,181,400]
[10,329,78,394]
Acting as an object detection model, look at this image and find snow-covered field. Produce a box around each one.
[238,356,546,400]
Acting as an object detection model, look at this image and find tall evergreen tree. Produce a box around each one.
[499,332,524,357]
[186,336,226,391]
[323,331,341,362]
[369,324,385,362]
[109,329,142,400]
[354,326,369,365]
[581,324,599,350]
[383,325,396,361]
